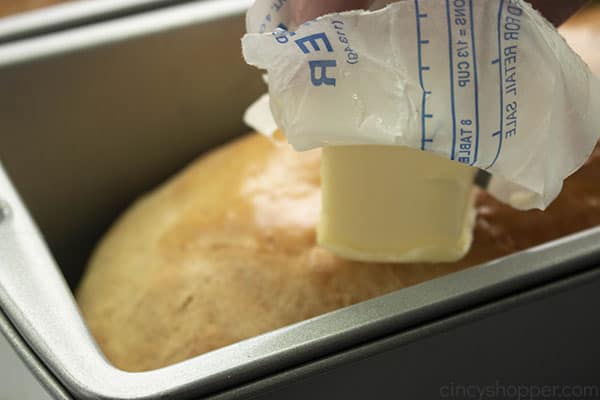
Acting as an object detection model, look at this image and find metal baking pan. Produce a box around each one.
[0,0,197,44]
[1,1,600,399]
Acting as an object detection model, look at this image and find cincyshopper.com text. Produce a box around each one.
[439,381,600,400]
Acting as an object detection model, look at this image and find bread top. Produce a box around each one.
[76,130,600,371]
[77,6,600,372]
[0,0,70,18]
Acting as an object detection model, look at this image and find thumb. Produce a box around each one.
[290,0,370,25]
[528,0,590,26]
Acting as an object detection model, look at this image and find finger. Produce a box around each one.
[290,0,370,25]
[528,0,591,26]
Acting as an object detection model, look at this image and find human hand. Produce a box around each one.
[529,0,591,26]
[290,0,590,26]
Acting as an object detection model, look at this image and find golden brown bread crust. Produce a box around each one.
[76,6,600,372]
[76,133,600,372]
[0,0,70,18]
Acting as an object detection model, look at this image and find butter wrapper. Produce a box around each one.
[242,0,600,210]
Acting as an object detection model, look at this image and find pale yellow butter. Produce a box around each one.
[318,146,477,263]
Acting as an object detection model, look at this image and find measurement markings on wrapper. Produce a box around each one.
[416,0,521,168]
[415,0,433,150]
[263,0,520,169]
[466,0,480,165]
[415,0,481,163]
[488,0,521,169]
[448,0,480,164]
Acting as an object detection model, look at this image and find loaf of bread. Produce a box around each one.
[0,0,70,18]
[76,5,600,372]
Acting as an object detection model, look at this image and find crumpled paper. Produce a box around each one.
[242,0,600,210]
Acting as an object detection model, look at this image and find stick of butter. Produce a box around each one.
[318,146,477,263]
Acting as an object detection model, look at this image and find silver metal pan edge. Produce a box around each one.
[1,1,600,398]
[0,0,203,43]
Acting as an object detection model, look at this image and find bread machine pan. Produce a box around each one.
[0,0,196,44]
[1,1,599,399]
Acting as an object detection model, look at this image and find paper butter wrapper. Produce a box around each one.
[242,0,600,210]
